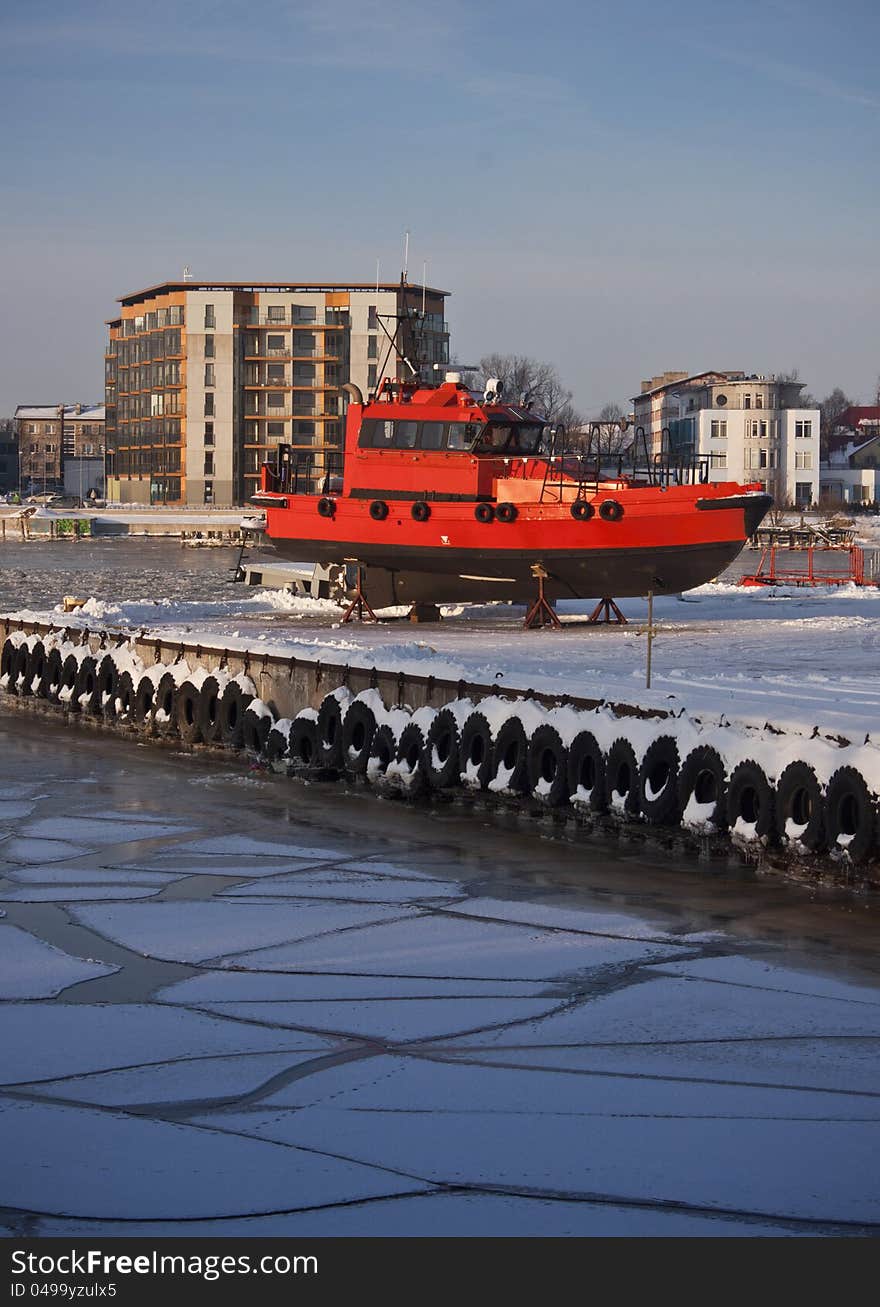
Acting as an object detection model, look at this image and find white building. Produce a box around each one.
[632,370,820,508]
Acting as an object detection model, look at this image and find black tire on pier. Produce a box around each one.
[266,719,293,767]
[425,707,461,790]
[133,675,155,727]
[566,730,606,812]
[527,724,569,807]
[60,654,81,710]
[73,656,100,715]
[726,759,776,842]
[776,760,826,852]
[115,671,136,722]
[288,715,318,770]
[677,745,727,831]
[220,681,254,750]
[96,654,119,718]
[341,700,377,775]
[492,716,531,794]
[396,721,428,796]
[825,766,877,863]
[367,724,397,783]
[458,711,494,790]
[606,737,641,816]
[0,638,16,689]
[41,648,64,702]
[638,735,681,826]
[152,671,178,736]
[12,642,31,695]
[198,675,223,744]
[316,693,346,768]
[242,704,274,756]
[175,680,203,745]
[26,641,47,698]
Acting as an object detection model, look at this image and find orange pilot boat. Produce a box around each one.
[254,372,772,612]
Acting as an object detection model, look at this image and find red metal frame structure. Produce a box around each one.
[740,544,872,587]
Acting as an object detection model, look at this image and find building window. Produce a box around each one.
[710,420,727,439]
[204,335,215,358]
[796,481,812,504]
[204,364,215,387]
[367,335,378,359]
[795,450,813,470]
[267,422,285,439]
[710,452,727,468]
[743,394,751,409]
[204,481,213,503]
[267,334,286,353]
[204,422,214,445]
[759,448,769,469]
[267,305,286,322]
[292,305,316,324]
[204,452,214,475]
[755,393,763,408]
[204,305,215,329]
[367,365,377,389]
[267,392,285,409]
[204,394,214,417]
[759,420,767,439]
[368,305,378,329]
[795,420,812,439]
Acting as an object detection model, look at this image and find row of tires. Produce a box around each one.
[318,497,625,525]
[2,634,876,864]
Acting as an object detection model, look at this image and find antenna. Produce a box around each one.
[182,265,193,282]
[422,260,427,315]
[403,230,409,281]
[375,258,380,293]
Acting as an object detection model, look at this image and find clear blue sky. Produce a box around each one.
[1,0,878,417]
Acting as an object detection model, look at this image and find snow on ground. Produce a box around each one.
[2,712,880,1236]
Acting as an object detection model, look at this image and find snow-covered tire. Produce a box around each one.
[825,766,877,863]
[74,656,99,714]
[639,736,681,826]
[12,642,32,695]
[342,700,377,775]
[367,724,397,785]
[288,715,317,770]
[26,642,48,698]
[41,648,64,702]
[425,707,461,790]
[606,738,640,816]
[115,671,135,722]
[527,725,569,807]
[220,682,253,749]
[152,671,178,736]
[567,730,606,811]
[316,693,346,768]
[175,681,203,745]
[96,654,119,718]
[492,716,531,794]
[198,675,223,744]
[777,761,826,852]
[396,722,428,797]
[678,745,726,832]
[242,705,274,756]
[727,760,776,843]
[459,711,494,790]
[0,638,15,690]
[133,675,155,727]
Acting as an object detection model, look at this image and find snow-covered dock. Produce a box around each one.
[3,604,879,889]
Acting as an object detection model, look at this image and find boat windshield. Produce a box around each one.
[471,423,545,455]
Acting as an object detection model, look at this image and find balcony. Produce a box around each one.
[237,311,351,328]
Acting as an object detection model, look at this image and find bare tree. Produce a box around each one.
[580,401,631,457]
[471,354,581,424]
[819,387,853,457]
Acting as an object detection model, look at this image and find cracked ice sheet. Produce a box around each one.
[185,997,565,1043]
[22,817,191,844]
[0,1005,345,1085]
[8,867,179,886]
[1,1194,809,1238]
[251,1051,880,1122]
[71,900,420,964]
[158,971,554,1003]
[222,913,683,979]
[0,925,118,998]
[137,855,340,879]
[0,885,169,902]
[0,837,89,863]
[646,956,880,1006]
[0,801,39,821]
[201,1104,880,1223]
[0,1100,421,1220]
[16,1050,338,1109]
[219,869,464,903]
[445,974,880,1050]
[174,835,354,860]
[446,897,706,941]
[444,1036,880,1097]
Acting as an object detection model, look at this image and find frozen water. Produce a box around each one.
[0,924,117,998]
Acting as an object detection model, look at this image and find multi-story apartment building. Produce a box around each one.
[104,279,450,507]
[632,371,820,507]
[13,404,105,495]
